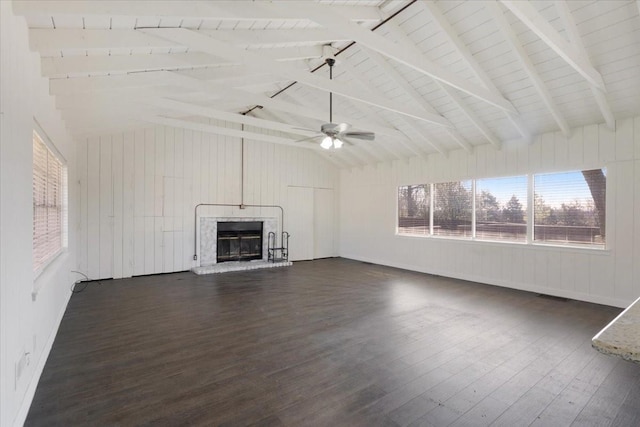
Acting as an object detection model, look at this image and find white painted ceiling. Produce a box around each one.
[14,0,640,167]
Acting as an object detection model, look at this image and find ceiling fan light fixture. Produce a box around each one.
[321,136,333,149]
[333,138,343,149]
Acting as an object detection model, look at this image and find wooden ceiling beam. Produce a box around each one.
[487,1,571,137]
[30,28,350,53]
[416,1,529,141]
[13,1,383,22]
[141,28,452,127]
[500,0,606,91]
[360,39,476,152]
[555,0,615,130]
[41,46,322,78]
[48,68,284,95]
[277,2,517,114]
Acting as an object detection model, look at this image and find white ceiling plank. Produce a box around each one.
[13,1,383,22]
[141,28,452,127]
[277,2,517,114]
[163,72,418,145]
[42,52,226,77]
[41,46,323,77]
[149,98,318,137]
[48,68,285,95]
[200,28,350,47]
[416,1,528,140]
[147,116,309,149]
[364,28,476,152]
[30,29,178,53]
[555,0,615,130]
[332,59,412,162]
[436,82,502,149]
[360,46,464,153]
[500,0,606,91]
[30,28,351,53]
[49,71,180,95]
[487,1,571,137]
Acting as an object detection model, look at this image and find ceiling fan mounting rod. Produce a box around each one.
[327,57,335,124]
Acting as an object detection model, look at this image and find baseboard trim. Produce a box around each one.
[13,289,71,427]
[340,254,629,309]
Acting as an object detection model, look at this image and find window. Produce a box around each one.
[475,176,527,242]
[433,181,472,237]
[398,184,429,235]
[396,169,606,249]
[33,131,67,272]
[533,169,605,247]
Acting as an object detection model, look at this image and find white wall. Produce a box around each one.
[340,117,640,308]
[77,123,339,279]
[0,3,78,426]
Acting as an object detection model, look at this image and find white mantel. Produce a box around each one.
[197,216,278,267]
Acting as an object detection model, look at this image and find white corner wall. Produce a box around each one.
[340,117,640,308]
[0,3,78,427]
[77,123,339,279]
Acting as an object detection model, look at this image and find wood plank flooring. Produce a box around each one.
[25,258,640,426]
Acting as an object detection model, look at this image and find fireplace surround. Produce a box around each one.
[198,216,278,267]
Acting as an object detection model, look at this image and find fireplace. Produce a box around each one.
[216,221,263,263]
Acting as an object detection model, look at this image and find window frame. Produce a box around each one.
[396,169,607,251]
[33,127,68,277]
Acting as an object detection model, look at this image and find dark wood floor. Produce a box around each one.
[26,258,640,426]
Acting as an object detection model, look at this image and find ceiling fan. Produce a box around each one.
[298,56,375,149]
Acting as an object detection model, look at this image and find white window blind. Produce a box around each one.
[433,181,472,237]
[398,185,430,235]
[33,131,66,272]
[475,176,527,242]
[533,169,606,247]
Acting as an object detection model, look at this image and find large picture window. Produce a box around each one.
[475,176,527,242]
[398,185,429,235]
[533,169,605,247]
[433,181,472,237]
[397,169,606,249]
[33,131,67,272]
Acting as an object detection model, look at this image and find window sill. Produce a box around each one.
[395,232,609,255]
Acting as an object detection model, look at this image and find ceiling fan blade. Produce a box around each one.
[336,123,351,133]
[294,134,322,143]
[342,131,375,141]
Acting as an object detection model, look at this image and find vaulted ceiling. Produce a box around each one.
[14,0,640,168]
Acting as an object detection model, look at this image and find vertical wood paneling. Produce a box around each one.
[616,118,634,161]
[112,134,123,279]
[554,131,568,168]
[540,132,555,171]
[133,130,145,276]
[99,136,113,279]
[77,139,88,274]
[143,129,155,275]
[87,137,100,279]
[599,124,616,164]
[567,126,584,169]
[339,116,640,307]
[583,124,599,166]
[80,124,338,279]
[122,132,135,278]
